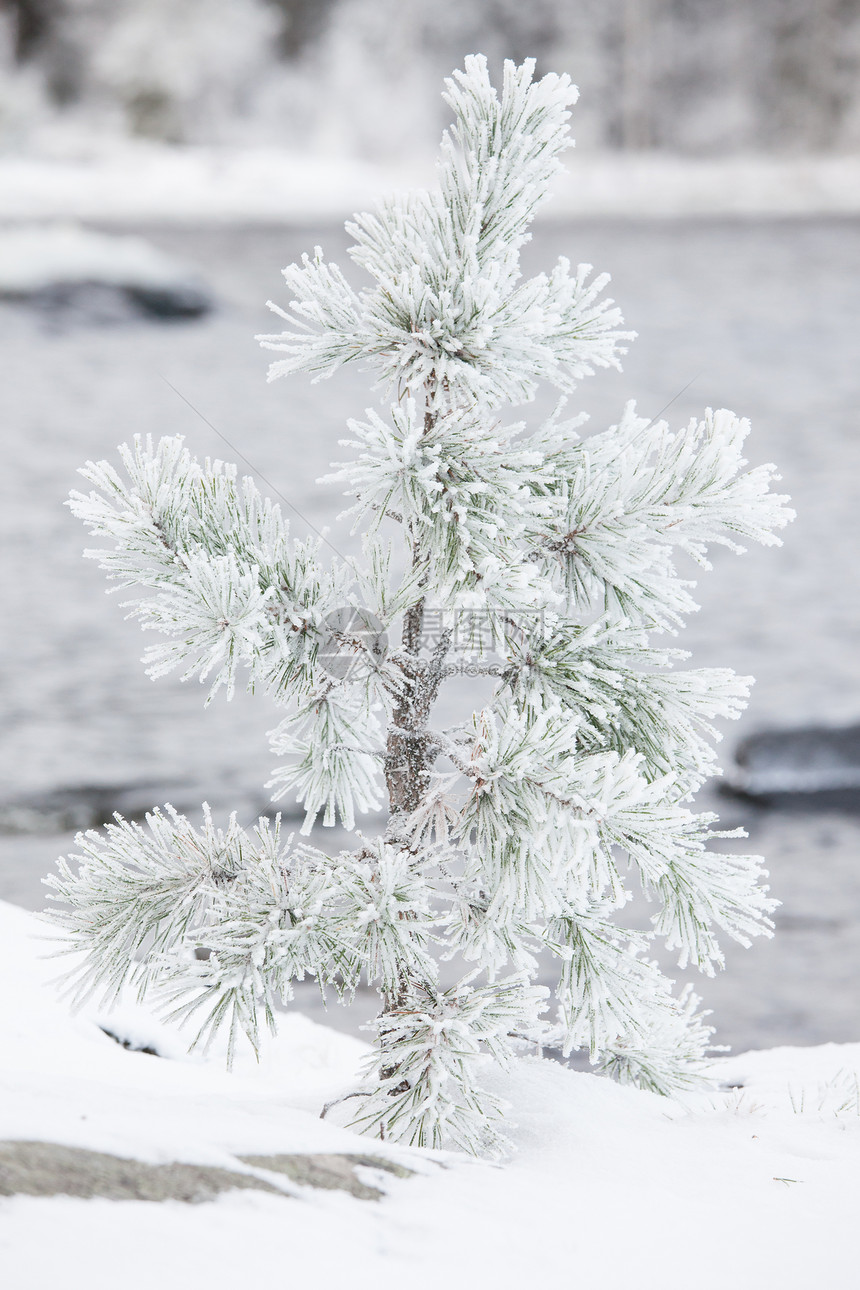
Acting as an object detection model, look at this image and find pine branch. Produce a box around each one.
[532,404,794,629]
[349,975,545,1154]
[45,808,347,1036]
[268,689,386,831]
[69,435,351,702]
[260,55,629,411]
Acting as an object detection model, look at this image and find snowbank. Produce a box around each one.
[0,222,213,318]
[1,898,858,1289]
[0,223,205,296]
[0,144,858,224]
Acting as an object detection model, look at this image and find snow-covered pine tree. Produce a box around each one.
[48,55,793,1155]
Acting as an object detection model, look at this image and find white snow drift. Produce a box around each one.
[0,222,203,296]
[2,898,859,1290]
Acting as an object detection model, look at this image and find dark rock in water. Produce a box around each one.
[723,724,860,812]
[124,281,212,318]
[0,224,215,323]
[18,278,213,323]
[23,281,138,326]
[0,781,195,835]
[0,780,299,836]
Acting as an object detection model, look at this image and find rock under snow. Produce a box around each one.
[726,723,860,811]
[1,898,859,1289]
[0,223,212,319]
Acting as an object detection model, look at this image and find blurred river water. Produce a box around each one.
[1,216,859,1057]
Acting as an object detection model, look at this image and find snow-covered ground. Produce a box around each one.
[0,143,859,223]
[2,898,859,1289]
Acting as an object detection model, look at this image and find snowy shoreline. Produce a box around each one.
[1,145,859,225]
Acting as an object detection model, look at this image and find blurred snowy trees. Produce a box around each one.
[3,0,859,154]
